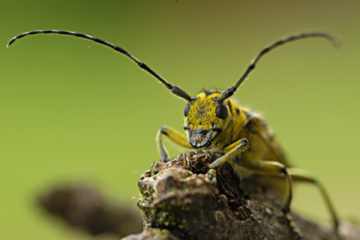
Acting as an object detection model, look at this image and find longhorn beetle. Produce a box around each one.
[7,30,341,239]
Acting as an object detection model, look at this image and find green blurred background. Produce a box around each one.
[1,0,359,239]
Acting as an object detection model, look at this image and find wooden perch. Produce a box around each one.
[37,182,142,237]
[37,151,360,240]
[125,151,360,240]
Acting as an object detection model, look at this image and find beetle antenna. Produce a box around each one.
[219,32,339,101]
[7,29,192,101]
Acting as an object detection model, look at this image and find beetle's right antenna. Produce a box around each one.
[219,32,339,102]
[7,29,192,102]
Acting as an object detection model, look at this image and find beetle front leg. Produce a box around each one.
[156,126,192,162]
[209,138,249,168]
[209,139,300,238]
[209,139,293,213]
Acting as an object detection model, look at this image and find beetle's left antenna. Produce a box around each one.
[7,29,192,101]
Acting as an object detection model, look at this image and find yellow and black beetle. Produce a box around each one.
[7,30,341,239]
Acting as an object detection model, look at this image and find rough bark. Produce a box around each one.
[125,151,360,240]
[37,151,360,240]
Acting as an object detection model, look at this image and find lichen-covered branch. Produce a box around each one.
[124,151,360,240]
[37,183,142,237]
[37,151,360,240]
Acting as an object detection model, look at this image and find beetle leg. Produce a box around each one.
[289,169,341,239]
[156,126,192,162]
[208,138,249,168]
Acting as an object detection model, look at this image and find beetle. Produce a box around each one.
[7,30,341,239]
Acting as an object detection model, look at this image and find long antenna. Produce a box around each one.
[7,29,192,101]
[219,32,338,101]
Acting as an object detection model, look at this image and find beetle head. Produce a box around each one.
[183,91,229,148]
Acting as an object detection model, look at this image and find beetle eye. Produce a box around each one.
[216,103,228,119]
[184,103,191,116]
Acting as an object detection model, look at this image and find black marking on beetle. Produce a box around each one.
[216,103,228,119]
[202,89,214,96]
[226,101,234,115]
[184,103,190,116]
[244,119,257,133]
[160,127,169,136]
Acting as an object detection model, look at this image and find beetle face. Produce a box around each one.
[187,128,219,148]
[184,91,228,148]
